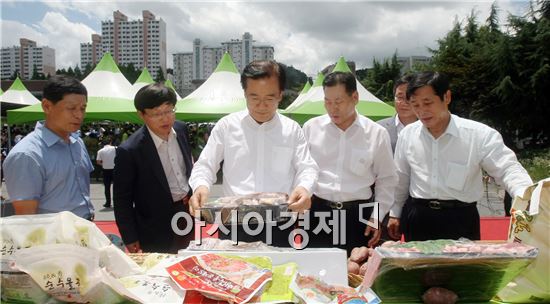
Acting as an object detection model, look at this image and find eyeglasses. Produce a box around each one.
[144,107,176,120]
[394,96,407,102]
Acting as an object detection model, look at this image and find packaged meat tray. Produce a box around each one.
[361,240,538,303]
[200,192,289,225]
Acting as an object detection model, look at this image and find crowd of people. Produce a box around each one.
[1,61,533,258]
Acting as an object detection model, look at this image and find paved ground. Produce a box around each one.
[1,179,507,220]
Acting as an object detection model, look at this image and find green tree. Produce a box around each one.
[120,63,141,83]
[83,63,95,78]
[154,67,165,83]
[430,1,550,147]
[74,65,83,80]
[363,51,401,101]
[31,64,44,80]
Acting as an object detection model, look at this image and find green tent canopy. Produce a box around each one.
[175,52,246,122]
[0,77,40,106]
[285,56,395,124]
[131,67,154,98]
[165,78,182,100]
[283,80,312,113]
[7,53,139,124]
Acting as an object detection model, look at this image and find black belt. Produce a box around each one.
[411,198,475,210]
[313,195,372,210]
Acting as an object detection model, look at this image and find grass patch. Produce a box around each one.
[517,148,550,182]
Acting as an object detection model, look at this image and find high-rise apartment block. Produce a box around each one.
[80,10,166,75]
[1,38,55,80]
[173,32,274,95]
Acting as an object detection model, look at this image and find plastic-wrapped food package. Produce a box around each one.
[497,178,550,303]
[166,253,272,304]
[0,211,141,276]
[361,239,538,303]
[1,212,142,302]
[119,275,185,303]
[10,244,140,303]
[290,273,380,304]
[200,192,289,224]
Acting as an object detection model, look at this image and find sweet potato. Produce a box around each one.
[422,287,458,304]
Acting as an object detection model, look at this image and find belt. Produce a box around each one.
[313,195,372,210]
[411,198,475,210]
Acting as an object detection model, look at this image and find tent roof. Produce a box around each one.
[0,77,40,106]
[134,67,154,85]
[214,53,239,73]
[132,68,154,98]
[165,79,182,100]
[285,57,394,124]
[283,77,314,113]
[332,56,353,73]
[94,53,122,73]
[176,53,245,122]
[7,53,138,124]
[81,52,134,99]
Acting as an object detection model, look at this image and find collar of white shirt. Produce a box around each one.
[394,114,405,128]
[147,126,177,148]
[420,113,460,139]
[319,111,364,130]
[243,111,281,130]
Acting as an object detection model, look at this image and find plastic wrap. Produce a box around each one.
[200,192,289,224]
[362,240,538,303]
[1,212,142,303]
[166,253,272,304]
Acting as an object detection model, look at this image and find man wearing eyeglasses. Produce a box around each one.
[114,83,194,253]
[3,75,94,220]
[377,74,417,153]
[189,60,319,247]
[376,74,418,243]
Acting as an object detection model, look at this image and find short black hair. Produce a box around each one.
[241,60,285,91]
[393,74,415,95]
[134,83,177,112]
[43,75,87,104]
[322,71,357,96]
[407,71,450,100]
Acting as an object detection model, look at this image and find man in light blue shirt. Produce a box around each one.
[3,75,94,220]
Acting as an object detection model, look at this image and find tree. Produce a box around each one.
[430,1,550,147]
[120,63,141,83]
[83,63,95,78]
[362,51,401,101]
[74,65,83,80]
[31,64,44,80]
[154,67,165,83]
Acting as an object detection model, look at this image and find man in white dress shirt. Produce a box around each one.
[96,136,117,208]
[303,71,397,254]
[388,71,533,241]
[189,60,319,246]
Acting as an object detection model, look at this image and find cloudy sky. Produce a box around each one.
[1,0,530,76]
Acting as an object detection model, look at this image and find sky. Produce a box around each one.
[0,0,531,76]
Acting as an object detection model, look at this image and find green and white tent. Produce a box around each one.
[284,80,312,113]
[176,52,246,122]
[286,56,395,124]
[132,67,154,98]
[164,78,182,101]
[7,53,140,124]
[0,77,40,106]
